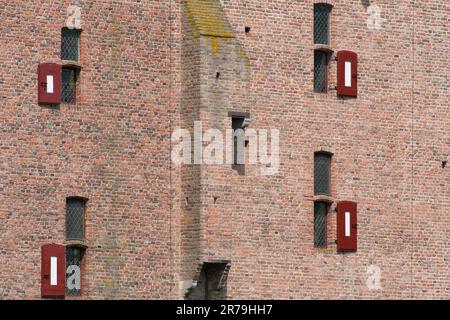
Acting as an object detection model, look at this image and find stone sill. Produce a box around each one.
[313,43,334,53]
[66,240,88,248]
[61,60,82,69]
[313,194,334,203]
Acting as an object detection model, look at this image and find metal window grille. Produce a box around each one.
[61,68,76,103]
[66,247,83,296]
[314,152,331,195]
[66,198,85,240]
[314,50,328,93]
[314,4,331,45]
[314,202,328,247]
[61,28,80,61]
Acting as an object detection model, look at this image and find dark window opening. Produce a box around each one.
[314,152,331,195]
[314,3,331,45]
[314,50,329,93]
[314,201,328,248]
[61,68,78,104]
[232,117,245,166]
[186,263,229,300]
[61,28,81,61]
[66,246,84,296]
[66,197,86,241]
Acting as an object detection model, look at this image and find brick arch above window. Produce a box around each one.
[312,145,336,155]
[66,195,89,203]
[313,0,335,6]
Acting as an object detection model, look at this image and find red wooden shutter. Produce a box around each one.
[41,244,66,298]
[336,51,358,97]
[336,201,357,252]
[38,63,61,104]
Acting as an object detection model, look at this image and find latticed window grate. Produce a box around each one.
[66,198,86,240]
[314,50,328,93]
[314,202,328,247]
[314,4,331,45]
[62,68,76,103]
[61,28,80,61]
[66,247,83,295]
[314,152,331,195]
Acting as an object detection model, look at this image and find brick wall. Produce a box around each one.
[0,0,448,299]
[0,0,175,299]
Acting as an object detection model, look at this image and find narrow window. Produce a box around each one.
[66,197,86,296]
[232,117,245,166]
[66,197,86,241]
[314,201,328,247]
[185,263,228,300]
[66,246,83,296]
[61,28,81,61]
[314,3,332,45]
[314,152,331,195]
[314,50,329,93]
[61,67,78,104]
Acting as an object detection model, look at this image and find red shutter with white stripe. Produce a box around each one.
[336,201,357,252]
[38,63,61,104]
[41,244,66,298]
[337,51,358,97]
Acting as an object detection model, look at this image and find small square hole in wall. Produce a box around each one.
[442,161,447,168]
[245,27,251,33]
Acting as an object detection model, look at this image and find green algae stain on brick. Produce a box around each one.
[184,0,234,38]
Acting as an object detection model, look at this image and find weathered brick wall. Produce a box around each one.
[0,0,448,300]
[0,0,175,299]
[177,0,448,299]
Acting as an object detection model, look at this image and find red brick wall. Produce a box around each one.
[175,0,449,299]
[0,0,448,299]
[0,0,175,299]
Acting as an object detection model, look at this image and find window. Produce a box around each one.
[66,247,83,295]
[66,197,87,296]
[314,201,328,247]
[61,28,81,104]
[314,3,332,45]
[232,117,245,165]
[61,67,78,104]
[314,152,331,195]
[313,152,332,248]
[185,263,228,300]
[228,112,250,175]
[61,28,81,61]
[314,50,329,93]
[66,197,86,241]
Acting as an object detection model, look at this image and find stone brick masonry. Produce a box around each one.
[0,0,448,299]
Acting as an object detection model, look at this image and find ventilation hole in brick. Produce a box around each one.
[185,197,189,205]
[213,196,219,204]
[361,0,371,9]
[245,26,251,33]
[442,161,447,168]
[216,72,220,79]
